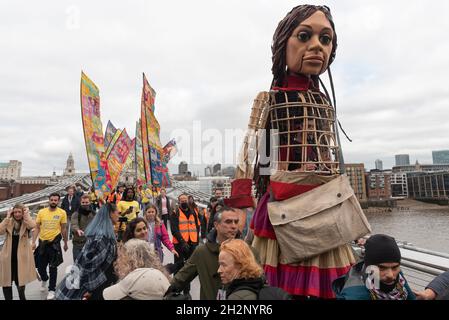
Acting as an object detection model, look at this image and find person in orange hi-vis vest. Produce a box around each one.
[170,193,200,296]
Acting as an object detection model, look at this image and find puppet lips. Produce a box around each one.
[303,56,324,63]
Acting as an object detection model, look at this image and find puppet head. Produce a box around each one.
[271,5,337,87]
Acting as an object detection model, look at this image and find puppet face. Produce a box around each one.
[286,10,333,76]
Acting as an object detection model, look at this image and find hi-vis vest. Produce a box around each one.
[172,208,199,244]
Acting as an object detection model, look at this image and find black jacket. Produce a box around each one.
[226,278,265,300]
[61,195,80,217]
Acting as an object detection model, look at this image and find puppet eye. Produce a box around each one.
[297,31,311,42]
[320,34,332,45]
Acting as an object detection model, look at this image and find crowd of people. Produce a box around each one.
[1,183,449,301]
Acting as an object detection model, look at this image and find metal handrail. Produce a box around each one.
[0,174,90,209]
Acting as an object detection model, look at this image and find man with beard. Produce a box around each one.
[32,193,68,300]
[333,234,416,300]
[71,194,96,261]
[165,206,241,300]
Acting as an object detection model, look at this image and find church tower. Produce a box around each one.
[63,153,75,176]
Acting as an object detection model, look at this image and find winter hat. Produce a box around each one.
[364,234,401,267]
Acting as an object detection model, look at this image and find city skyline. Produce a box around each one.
[4,148,448,179]
[1,1,448,176]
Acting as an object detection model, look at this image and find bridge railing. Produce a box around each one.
[0,174,91,210]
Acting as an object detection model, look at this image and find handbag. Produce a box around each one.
[268,174,371,263]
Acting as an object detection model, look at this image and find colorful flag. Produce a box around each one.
[124,138,136,170]
[163,139,178,162]
[80,71,111,195]
[107,129,133,191]
[135,120,146,187]
[104,120,117,150]
[105,129,122,159]
[141,90,152,185]
[150,146,171,188]
[142,72,156,113]
[141,73,171,187]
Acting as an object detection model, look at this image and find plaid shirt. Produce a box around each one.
[56,236,117,300]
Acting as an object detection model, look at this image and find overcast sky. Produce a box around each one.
[1,0,448,177]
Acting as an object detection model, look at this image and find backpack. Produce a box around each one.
[239,285,292,300]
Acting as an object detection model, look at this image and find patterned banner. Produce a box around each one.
[80,71,111,195]
[163,139,178,162]
[105,129,122,159]
[107,129,133,191]
[104,120,117,150]
[141,90,152,185]
[150,146,171,187]
[141,73,171,187]
[135,120,146,187]
[124,138,136,170]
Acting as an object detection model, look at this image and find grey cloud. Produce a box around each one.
[1,0,448,176]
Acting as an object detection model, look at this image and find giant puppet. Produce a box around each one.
[226,5,371,299]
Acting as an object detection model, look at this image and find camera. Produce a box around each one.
[118,216,128,223]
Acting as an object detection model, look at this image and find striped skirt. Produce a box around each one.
[251,187,355,299]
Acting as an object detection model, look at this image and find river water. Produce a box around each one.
[364,199,449,253]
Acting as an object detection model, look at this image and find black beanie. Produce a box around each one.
[364,234,401,267]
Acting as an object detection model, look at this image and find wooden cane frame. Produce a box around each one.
[268,90,340,174]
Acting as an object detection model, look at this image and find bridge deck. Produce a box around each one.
[0,239,200,300]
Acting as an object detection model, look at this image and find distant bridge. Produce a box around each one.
[0,175,212,216]
[0,174,92,212]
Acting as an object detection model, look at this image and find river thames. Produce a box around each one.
[365,199,449,253]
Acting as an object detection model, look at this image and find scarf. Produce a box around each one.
[12,218,22,236]
[271,74,319,91]
[366,273,409,300]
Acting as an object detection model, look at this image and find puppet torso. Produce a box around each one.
[265,89,340,175]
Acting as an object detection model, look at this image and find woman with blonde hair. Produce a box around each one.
[0,204,36,300]
[113,238,169,281]
[217,239,265,300]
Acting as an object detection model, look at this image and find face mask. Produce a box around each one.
[180,203,188,210]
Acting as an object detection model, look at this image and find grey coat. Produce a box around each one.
[427,271,449,300]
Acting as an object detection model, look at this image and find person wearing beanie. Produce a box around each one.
[332,234,416,300]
